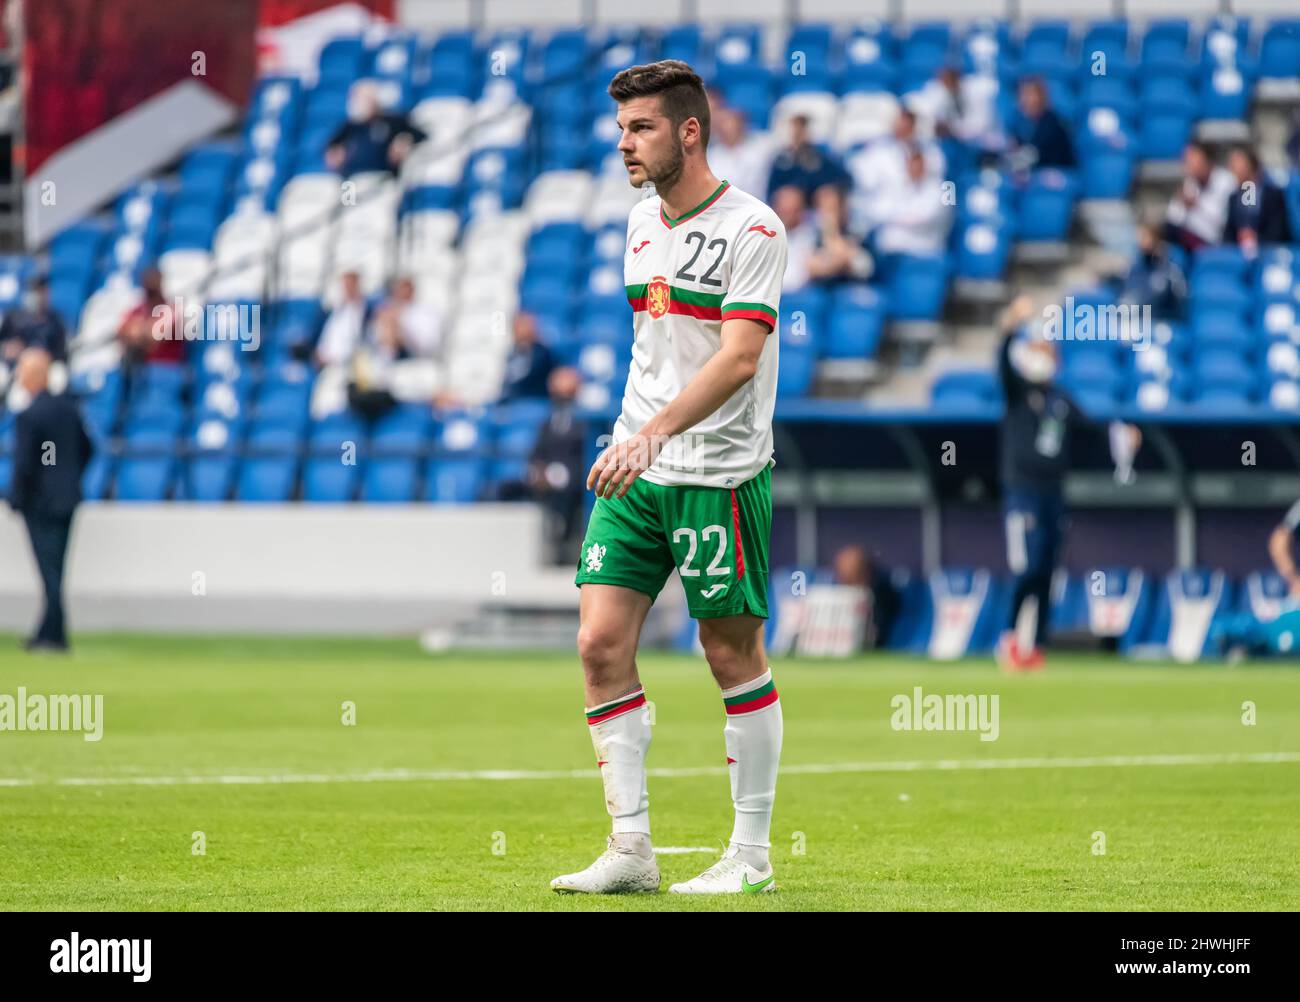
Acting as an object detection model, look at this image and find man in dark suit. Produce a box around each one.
[7,348,94,652]
[1010,76,1076,171]
[0,274,68,363]
[1223,146,1294,250]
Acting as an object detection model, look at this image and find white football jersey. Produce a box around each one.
[613,180,787,488]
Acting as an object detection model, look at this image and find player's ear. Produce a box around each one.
[680,116,700,150]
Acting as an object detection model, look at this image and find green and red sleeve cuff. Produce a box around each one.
[720,301,778,330]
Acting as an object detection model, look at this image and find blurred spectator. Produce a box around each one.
[371,276,441,361]
[912,67,1002,151]
[117,267,183,365]
[848,108,946,233]
[315,271,370,368]
[707,105,772,201]
[1120,223,1188,321]
[341,276,442,419]
[498,366,586,563]
[1,274,67,364]
[832,544,900,650]
[806,185,874,286]
[766,114,848,202]
[325,84,427,178]
[1223,146,1294,251]
[1286,112,1300,170]
[1163,141,1235,253]
[500,311,555,401]
[869,146,954,256]
[7,348,93,653]
[1009,77,1075,171]
[773,185,816,292]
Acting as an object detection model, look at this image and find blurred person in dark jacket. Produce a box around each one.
[995,296,1141,672]
[832,544,900,650]
[500,311,555,402]
[1120,223,1188,321]
[7,348,94,652]
[767,114,849,202]
[1,274,67,363]
[498,366,586,563]
[1223,146,1294,252]
[1009,77,1075,171]
[325,84,427,178]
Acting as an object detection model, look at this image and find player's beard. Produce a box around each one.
[640,138,685,193]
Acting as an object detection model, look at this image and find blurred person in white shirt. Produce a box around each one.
[371,275,442,362]
[773,185,816,293]
[707,105,772,202]
[315,270,369,368]
[911,67,1002,152]
[848,107,946,234]
[870,146,954,257]
[1164,140,1236,253]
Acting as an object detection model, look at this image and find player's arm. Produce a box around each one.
[1269,501,1300,594]
[588,318,768,499]
[997,294,1035,402]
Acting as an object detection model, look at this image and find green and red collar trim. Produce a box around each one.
[659,180,730,229]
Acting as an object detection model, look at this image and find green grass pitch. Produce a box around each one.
[0,634,1296,911]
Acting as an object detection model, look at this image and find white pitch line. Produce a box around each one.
[653,847,719,855]
[0,751,1296,789]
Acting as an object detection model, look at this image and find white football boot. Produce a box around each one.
[668,848,776,895]
[550,835,660,894]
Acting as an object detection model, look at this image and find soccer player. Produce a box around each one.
[1210,499,1300,658]
[549,61,788,895]
[995,296,1141,671]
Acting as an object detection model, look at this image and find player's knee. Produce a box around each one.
[700,630,761,687]
[576,624,633,679]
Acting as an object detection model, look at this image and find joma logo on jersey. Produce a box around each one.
[647,276,670,319]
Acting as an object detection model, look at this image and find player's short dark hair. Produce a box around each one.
[608,59,710,148]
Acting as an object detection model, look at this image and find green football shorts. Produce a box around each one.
[574,462,771,620]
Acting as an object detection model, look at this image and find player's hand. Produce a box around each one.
[1288,574,1300,599]
[587,433,663,500]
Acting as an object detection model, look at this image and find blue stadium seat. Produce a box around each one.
[885,253,950,321]
[317,37,369,89]
[81,453,114,501]
[776,347,815,399]
[436,411,490,456]
[422,456,485,503]
[302,456,360,502]
[825,286,887,358]
[931,369,999,411]
[1139,19,1191,76]
[115,458,174,501]
[236,456,298,501]
[1259,20,1300,79]
[1016,169,1078,241]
